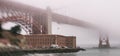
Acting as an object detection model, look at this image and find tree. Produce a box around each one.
[0,22,22,46]
[0,21,2,32]
[10,25,21,35]
[8,25,22,46]
[0,21,4,38]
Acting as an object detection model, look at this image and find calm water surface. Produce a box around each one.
[24,48,120,56]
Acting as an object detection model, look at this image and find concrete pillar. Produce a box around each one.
[46,7,52,34]
[98,33,110,48]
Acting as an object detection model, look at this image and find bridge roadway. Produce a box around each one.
[0,0,96,29]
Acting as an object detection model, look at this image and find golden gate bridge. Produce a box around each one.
[0,0,110,49]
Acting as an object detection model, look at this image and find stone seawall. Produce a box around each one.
[0,48,85,56]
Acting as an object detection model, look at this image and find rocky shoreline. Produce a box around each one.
[0,48,85,56]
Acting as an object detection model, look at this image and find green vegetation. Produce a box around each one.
[0,21,22,46]
[0,21,3,38]
[10,25,21,35]
[9,25,21,46]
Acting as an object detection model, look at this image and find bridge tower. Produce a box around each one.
[98,33,110,48]
[46,7,52,34]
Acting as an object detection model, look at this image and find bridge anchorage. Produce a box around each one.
[98,33,110,48]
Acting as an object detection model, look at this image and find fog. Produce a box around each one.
[11,0,120,47]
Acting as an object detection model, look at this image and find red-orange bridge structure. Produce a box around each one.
[0,0,94,34]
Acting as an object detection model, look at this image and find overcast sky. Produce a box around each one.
[10,0,120,47]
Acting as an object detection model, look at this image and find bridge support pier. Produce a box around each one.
[46,7,52,34]
[98,33,110,48]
